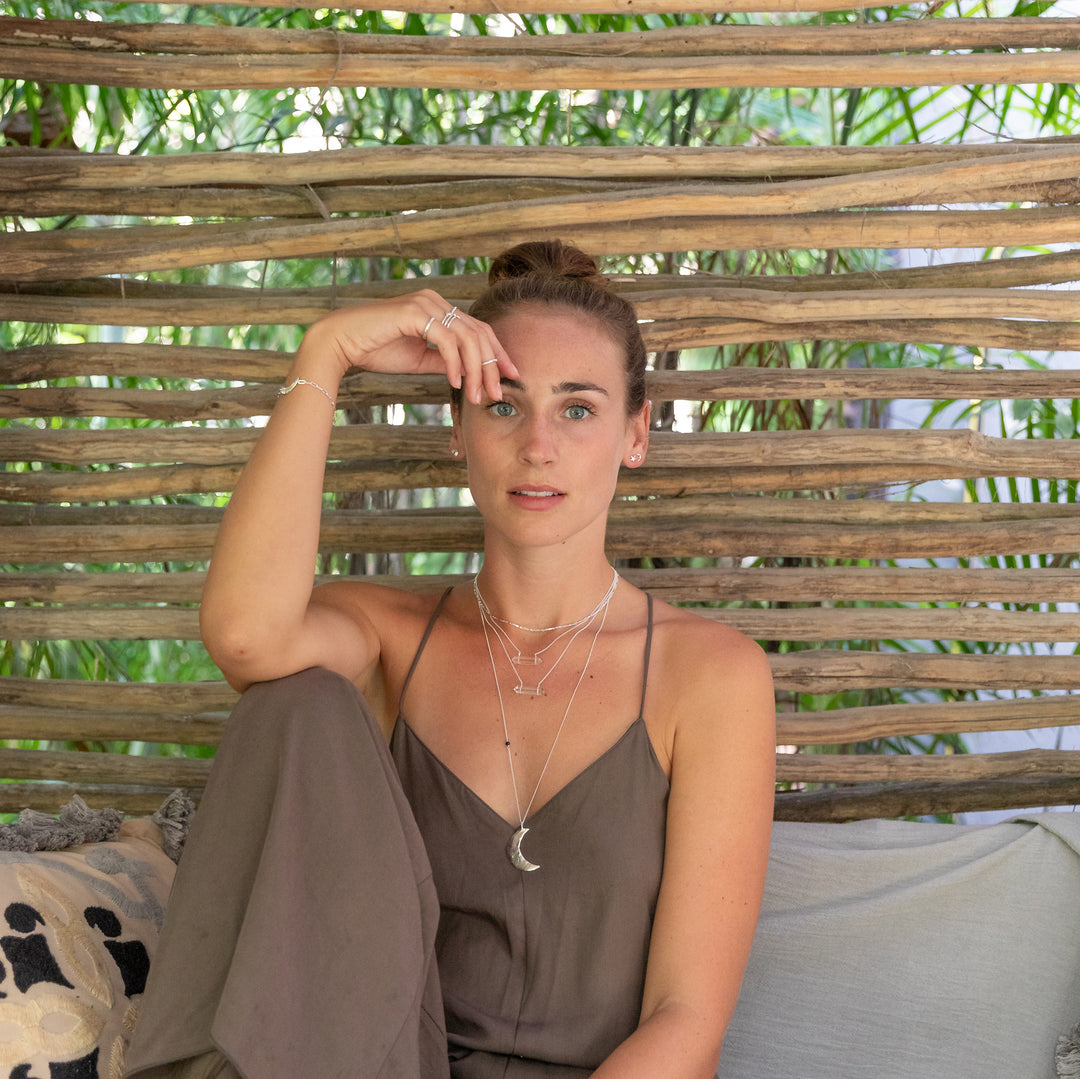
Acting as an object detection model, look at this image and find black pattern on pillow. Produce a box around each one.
[0,818,176,1079]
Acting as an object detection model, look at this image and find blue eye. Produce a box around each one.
[565,404,591,420]
[490,400,516,418]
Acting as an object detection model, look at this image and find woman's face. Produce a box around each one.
[451,304,649,554]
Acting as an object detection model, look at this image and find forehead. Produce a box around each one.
[489,305,626,391]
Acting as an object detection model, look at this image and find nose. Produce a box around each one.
[519,414,557,465]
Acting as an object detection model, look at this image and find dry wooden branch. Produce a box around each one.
[8,175,1080,219]
[7,365,1080,416]
[0,783,196,816]
[8,204,1080,281]
[770,650,1080,693]
[7,448,1080,503]
[7,426,1080,476]
[7,17,1078,59]
[0,745,212,787]
[776,747,1080,783]
[7,141,1080,191]
[0,675,235,712]
[0,705,225,745]
[774,775,1080,821]
[7,604,1080,645]
[779,695,1080,745]
[104,0,912,13]
[6,247,1080,330]
[9,566,1080,606]
[1,461,1072,502]
[4,31,1080,91]
[8,497,1080,563]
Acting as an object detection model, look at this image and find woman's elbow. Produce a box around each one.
[200,610,289,688]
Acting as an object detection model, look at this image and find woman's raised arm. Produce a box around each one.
[199,292,514,690]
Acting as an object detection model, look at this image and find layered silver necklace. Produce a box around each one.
[475,571,618,872]
[473,568,619,697]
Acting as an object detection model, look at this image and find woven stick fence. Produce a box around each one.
[4,8,1080,820]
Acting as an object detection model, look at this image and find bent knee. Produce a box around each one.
[228,667,368,742]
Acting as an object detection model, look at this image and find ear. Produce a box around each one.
[623,399,650,468]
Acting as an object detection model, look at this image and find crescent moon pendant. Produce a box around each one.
[509,826,540,872]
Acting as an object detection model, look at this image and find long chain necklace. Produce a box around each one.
[480,597,611,873]
[473,569,618,696]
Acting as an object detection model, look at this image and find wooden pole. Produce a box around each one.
[7,207,1080,280]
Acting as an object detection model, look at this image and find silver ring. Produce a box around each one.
[441,306,460,329]
[481,358,498,366]
[422,316,437,341]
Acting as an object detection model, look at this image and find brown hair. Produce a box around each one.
[467,240,648,415]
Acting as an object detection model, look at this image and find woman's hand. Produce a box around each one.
[300,290,517,405]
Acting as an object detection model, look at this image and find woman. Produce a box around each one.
[126,241,775,1079]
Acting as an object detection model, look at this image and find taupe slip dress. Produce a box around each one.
[392,591,669,1077]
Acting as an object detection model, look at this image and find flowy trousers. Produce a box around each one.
[124,668,450,1079]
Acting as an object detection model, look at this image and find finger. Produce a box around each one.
[420,301,465,390]
[432,308,493,405]
[458,319,490,406]
[422,302,513,404]
[451,315,513,403]
[467,319,517,406]
[480,338,516,403]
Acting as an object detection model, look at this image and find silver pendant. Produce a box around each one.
[513,684,545,697]
[511,653,542,667]
[509,826,540,872]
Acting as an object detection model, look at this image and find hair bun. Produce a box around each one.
[487,240,603,286]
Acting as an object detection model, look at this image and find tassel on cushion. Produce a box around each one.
[0,795,123,851]
[1057,1021,1080,1079]
[151,788,197,862]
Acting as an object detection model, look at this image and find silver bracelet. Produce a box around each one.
[278,377,336,410]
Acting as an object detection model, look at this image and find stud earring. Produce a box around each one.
[450,448,461,458]
[627,453,642,465]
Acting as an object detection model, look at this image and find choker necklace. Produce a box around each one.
[473,569,619,696]
[474,567,619,635]
[480,596,610,873]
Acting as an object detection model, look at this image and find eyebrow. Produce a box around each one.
[501,378,609,397]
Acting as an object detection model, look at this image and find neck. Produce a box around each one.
[473,546,618,632]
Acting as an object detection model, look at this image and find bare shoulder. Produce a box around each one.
[645,598,775,758]
[650,599,771,697]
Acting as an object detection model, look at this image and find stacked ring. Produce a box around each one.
[441,306,460,328]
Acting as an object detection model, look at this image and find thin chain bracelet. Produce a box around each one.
[278,377,337,411]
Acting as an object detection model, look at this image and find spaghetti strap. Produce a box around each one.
[399,586,454,712]
[639,592,654,719]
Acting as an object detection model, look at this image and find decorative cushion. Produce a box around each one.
[0,810,180,1079]
[718,813,1080,1079]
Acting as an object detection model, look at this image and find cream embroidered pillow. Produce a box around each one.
[0,817,176,1079]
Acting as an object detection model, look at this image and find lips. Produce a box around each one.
[508,485,565,507]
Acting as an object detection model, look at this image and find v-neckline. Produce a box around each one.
[394,712,661,830]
